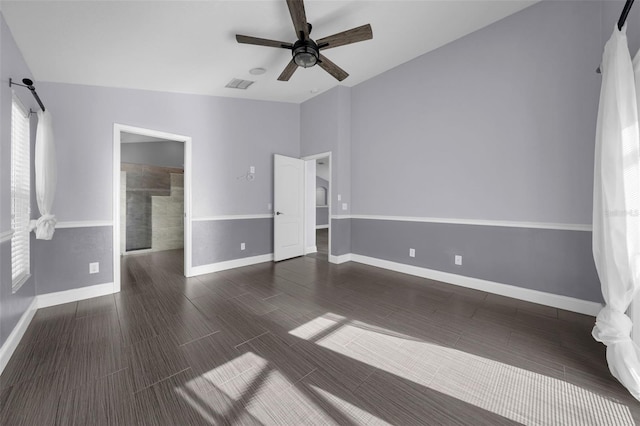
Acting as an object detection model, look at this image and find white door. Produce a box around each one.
[274,154,305,261]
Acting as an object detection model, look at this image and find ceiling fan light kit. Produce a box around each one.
[235,0,372,82]
[292,39,319,68]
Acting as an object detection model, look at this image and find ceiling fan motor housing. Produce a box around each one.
[235,0,372,81]
[292,39,319,68]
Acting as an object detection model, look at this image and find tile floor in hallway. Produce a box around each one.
[307,229,328,263]
[1,249,638,425]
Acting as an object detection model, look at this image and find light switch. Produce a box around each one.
[337,194,342,201]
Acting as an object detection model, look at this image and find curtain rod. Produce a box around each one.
[9,78,46,112]
[618,0,635,30]
[596,0,636,74]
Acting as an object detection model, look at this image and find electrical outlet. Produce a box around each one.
[249,166,255,174]
[241,243,246,251]
[455,255,462,266]
[268,203,272,210]
[342,203,348,210]
[89,262,99,274]
[409,248,415,258]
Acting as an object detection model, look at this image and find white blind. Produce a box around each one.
[11,95,30,289]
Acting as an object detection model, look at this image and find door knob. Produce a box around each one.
[276,211,283,215]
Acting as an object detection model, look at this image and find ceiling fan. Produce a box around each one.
[236,0,373,82]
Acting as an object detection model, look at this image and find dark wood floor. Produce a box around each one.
[307,229,328,262]
[1,249,638,425]
[316,229,328,255]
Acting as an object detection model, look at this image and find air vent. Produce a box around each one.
[225,78,255,90]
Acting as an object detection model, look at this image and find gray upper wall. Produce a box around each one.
[301,86,351,216]
[350,1,603,225]
[36,82,300,222]
[121,140,185,169]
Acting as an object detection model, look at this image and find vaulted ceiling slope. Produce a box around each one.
[1,1,535,103]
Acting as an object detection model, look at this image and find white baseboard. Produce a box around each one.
[37,282,115,309]
[0,298,37,375]
[190,253,274,277]
[316,225,329,230]
[305,246,318,254]
[0,250,601,378]
[121,248,153,256]
[1,282,118,375]
[329,253,353,264]
[349,254,602,317]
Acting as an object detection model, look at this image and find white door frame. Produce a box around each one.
[112,124,193,292]
[301,152,332,261]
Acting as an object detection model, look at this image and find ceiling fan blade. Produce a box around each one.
[318,54,348,82]
[236,34,293,49]
[286,0,309,40]
[278,59,299,81]
[316,24,373,50]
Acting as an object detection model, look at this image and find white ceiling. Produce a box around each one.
[1,1,535,104]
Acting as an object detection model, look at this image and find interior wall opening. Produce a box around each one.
[120,133,185,256]
[112,124,193,293]
[304,153,331,263]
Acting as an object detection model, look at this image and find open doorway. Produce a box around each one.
[112,124,192,292]
[120,134,184,254]
[303,152,331,263]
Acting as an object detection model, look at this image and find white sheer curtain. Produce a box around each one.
[592,26,640,401]
[30,110,57,239]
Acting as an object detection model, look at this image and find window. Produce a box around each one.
[11,95,30,291]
